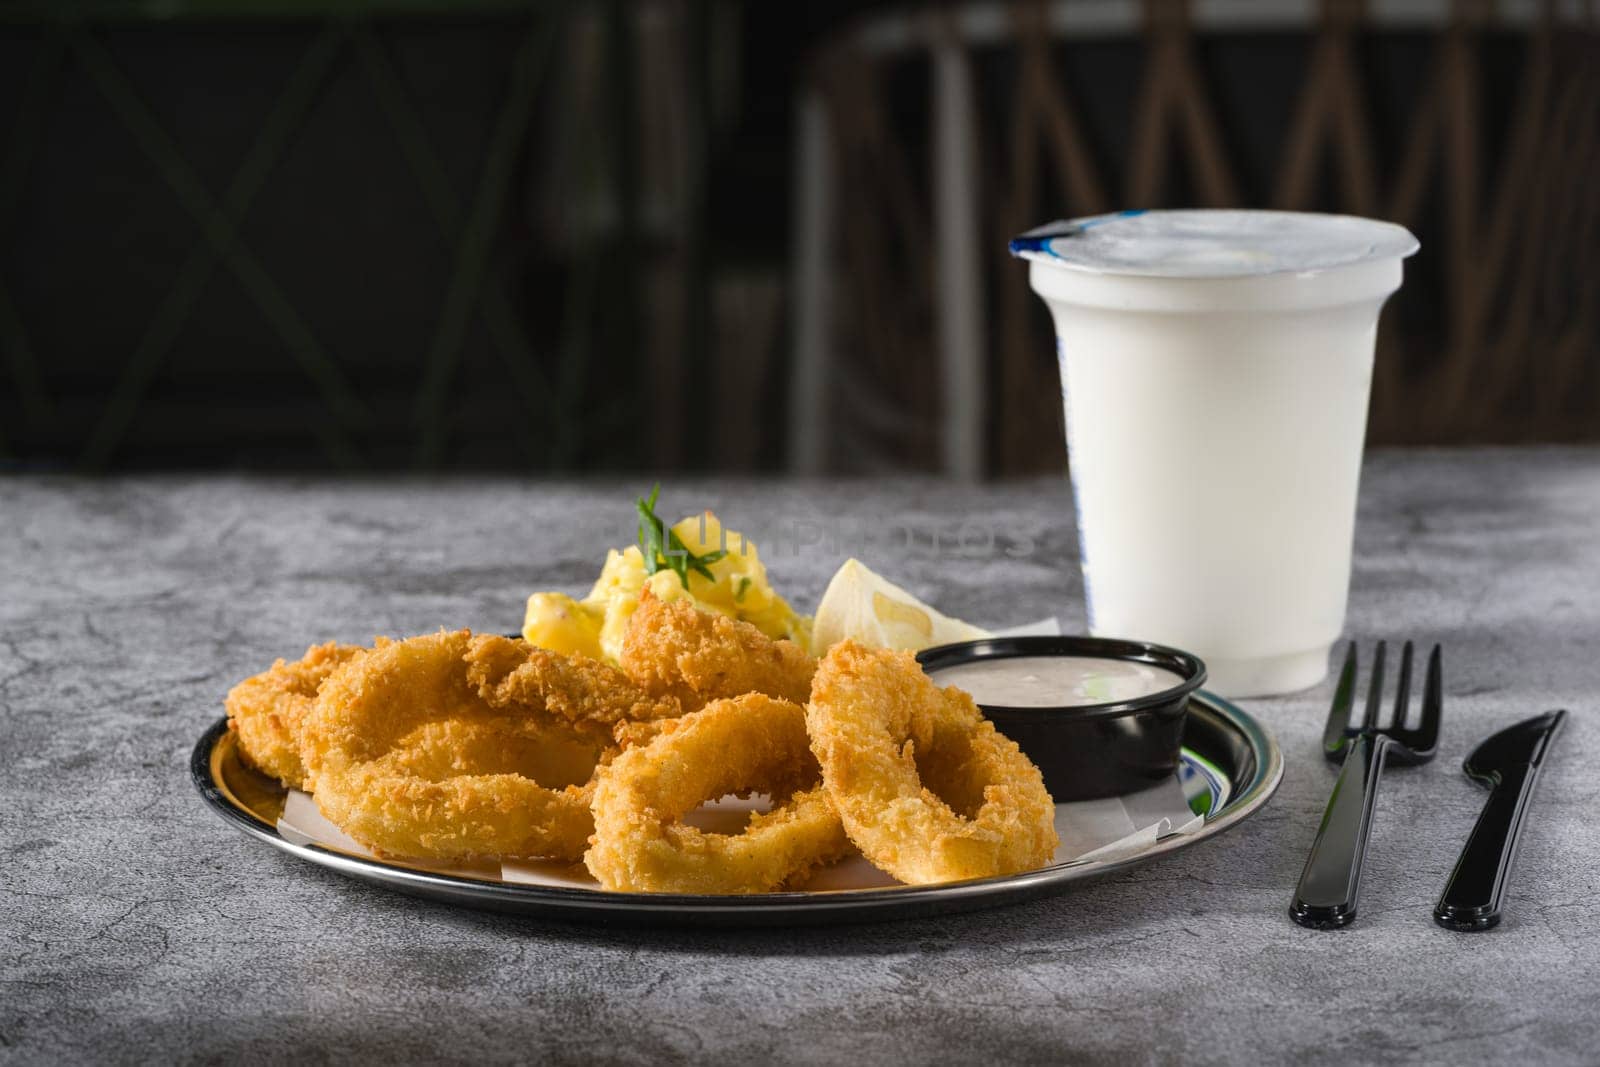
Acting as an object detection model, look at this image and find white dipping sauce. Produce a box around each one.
[929,655,1183,708]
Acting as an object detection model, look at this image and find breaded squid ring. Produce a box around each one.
[226,641,366,789]
[464,633,681,734]
[584,695,851,893]
[805,641,1059,884]
[302,630,609,862]
[618,590,816,712]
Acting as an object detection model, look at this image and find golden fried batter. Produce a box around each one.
[619,591,816,712]
[302,630,610,862]
[806,641,1059,884]
[585,694,851,893]
[225,641,366,789]
[464,633,680,735]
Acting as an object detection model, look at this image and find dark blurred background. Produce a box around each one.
[1,0,1595,476]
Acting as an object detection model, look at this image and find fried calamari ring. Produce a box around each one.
[805,641,1058,884]
[226,641,366,789]
[585,694,851,893]
[619,590,816,712]
[464,633,681,735]
[302,630,606,862]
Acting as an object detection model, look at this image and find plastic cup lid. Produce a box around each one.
[1009,209,1419,278]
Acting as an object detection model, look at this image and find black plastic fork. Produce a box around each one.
[1290,641,1442,929]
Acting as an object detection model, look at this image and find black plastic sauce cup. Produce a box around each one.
[916,636,1208,803]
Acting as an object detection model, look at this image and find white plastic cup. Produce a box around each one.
[1015,210,1419,697]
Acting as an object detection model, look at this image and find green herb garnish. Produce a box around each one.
[635,484,727,590]
[734,576,751,603]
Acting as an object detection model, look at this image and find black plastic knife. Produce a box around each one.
[1434,709,1567,931]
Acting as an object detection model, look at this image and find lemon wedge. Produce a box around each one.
[812,558,990,653]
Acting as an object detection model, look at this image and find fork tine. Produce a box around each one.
[1391,640,1414,729]
[1417,644,1443,747]
[1362,641,1387,729]
[1323,642,1358,754]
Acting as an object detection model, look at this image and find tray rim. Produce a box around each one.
[191,690,1282,925]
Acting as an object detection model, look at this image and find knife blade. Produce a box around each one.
[1434,709,1566,931]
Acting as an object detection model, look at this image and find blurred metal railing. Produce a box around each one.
[790,0,1600,477]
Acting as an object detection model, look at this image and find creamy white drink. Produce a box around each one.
[1013,210,1418,697]
[928,655,1184,707]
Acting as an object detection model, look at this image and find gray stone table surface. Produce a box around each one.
[3,448,1598,1066]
